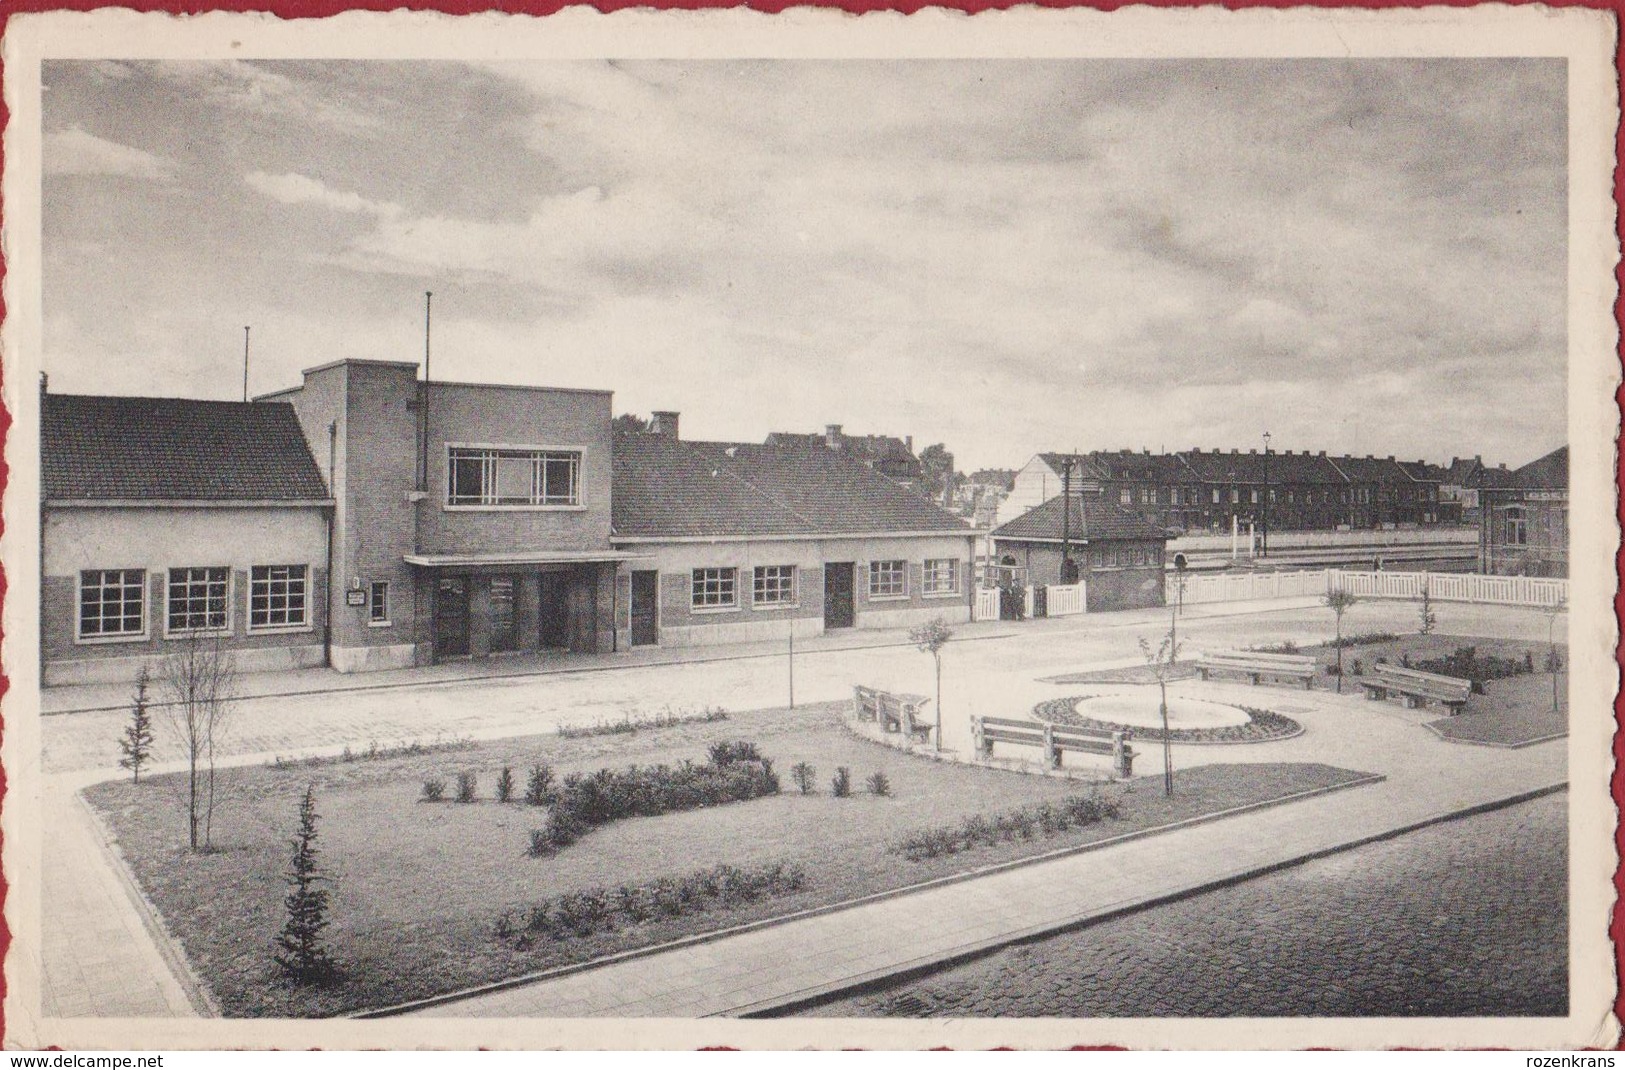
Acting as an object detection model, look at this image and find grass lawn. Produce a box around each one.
[84,700,1373,1018]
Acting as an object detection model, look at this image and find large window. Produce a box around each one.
[692,567,738,609]
[752,565,796,606]
[1506,507,1528,546]
[79,569,146,639]
[167,566,229,634]
[250,565,309,630]
[869,560,907,598]
[923,559,959,595]
[447,447,581,507]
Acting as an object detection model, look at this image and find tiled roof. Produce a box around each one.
[1506,446,1568,490]
[612,433,973,538]
[43,394,330,502]
[1180,448,1349,485]
[764,430,923,476]
[1325,454,1419,484]
[992,496,1171,543]
[1037,453,1110,481]
[1088,450,1189,482]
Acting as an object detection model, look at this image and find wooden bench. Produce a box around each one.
[1360,664,1471,714]
[853,686,935,743]
[971,715,1136,778]
[1196,651,1318,689]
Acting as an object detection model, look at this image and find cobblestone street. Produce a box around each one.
[806,792,1567,1018]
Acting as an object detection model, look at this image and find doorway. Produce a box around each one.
[539,572,568,649]
[434,576,470,659]
[823,562,855,629]
[630,570,659,647]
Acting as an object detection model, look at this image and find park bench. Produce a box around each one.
[1359,664,1472,714]
[1196,651,1318,690]
[853,685,935,743]
[970,715,1136,778]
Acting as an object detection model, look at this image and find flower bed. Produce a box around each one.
[1033,697,1302,744]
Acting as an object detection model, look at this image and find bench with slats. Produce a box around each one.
[1196,651,1319,689]
[853,685,935,743]
[971,715,1136,777]
[1360,664,1471,714]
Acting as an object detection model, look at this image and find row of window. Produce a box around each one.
[447,447,581,508]
[1118,486,1376,507]
[689,560,960,611]
[78,566,311,641]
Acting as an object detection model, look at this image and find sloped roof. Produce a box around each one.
[764,430,923,476]
[1088,450,1189,482]
[612,433,972,539]
[1036,453,1109,481]
[1180,447,1349,485]
[1325,454,1419,484]
[43,394,330,502]
[992,496,1171,543]
[1506,445,1568,490]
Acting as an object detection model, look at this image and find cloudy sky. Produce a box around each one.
[42,58,1566,470]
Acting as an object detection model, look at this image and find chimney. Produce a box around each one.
[649,411,680,439]
[1366,454,1374,460]
[1475,455,1483,466]
[825,424,843,449]
[1318,450,1326,457]
[1387,455,1395,462]
[905,435,913,453]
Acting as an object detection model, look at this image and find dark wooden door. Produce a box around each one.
[539,572,568,649]
[630,570,659,647]
[434,576,470,659]
[489,576,517,653]
[823,562,855,629]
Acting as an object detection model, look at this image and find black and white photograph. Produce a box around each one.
[1,5,1617,1052]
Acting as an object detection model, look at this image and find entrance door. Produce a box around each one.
[823,562,855,629]
[539,572,568,649]
[434,576,470,659]
[630,570,659,647]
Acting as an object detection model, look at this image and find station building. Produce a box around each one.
[989,497,1171,612]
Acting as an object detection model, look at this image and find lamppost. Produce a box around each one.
[1059,455,1079,584]
[1261,430,1271,558]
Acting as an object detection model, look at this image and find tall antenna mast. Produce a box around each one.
[418,292,433,492]
[242,326,251,402]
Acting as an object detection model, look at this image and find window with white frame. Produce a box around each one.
[79,569,146,639]
[167,566,229,633]
[752,565,795,606]
[923,558,959,595]
[447,446,581,507]
[692,567,738,609]
[250,565,309,630]
[1118,488,1132,505]
[1506,507,1528,546]
[1211,488,1221,504]
[869,560,907,598]
[369,581,390,624]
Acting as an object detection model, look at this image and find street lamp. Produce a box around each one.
[1261,430,1271,558]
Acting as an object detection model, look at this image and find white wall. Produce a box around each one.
[45,506,326,575]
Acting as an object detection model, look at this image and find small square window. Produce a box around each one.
[167,566,229,633]
[692,567,738,609]
[80,569,146,639]
[250,565,309,630]
[752,566,795,606]
[869,560,907,598]
[923,559,959,595]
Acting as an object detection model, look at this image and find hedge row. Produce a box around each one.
[894,794,1122,861]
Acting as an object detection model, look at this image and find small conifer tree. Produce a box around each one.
[118,665,156,784]
[274,785,336,984]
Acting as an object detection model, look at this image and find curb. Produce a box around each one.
[72,790,221,1017]
[726,781,1570,1018]
[1422,719,1570,750]
[355,768,1385,1018]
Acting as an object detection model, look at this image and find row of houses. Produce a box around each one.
[996,448,1517,534]
[41,360,985,686]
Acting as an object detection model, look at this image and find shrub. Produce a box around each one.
[1351,658,1364,676]
[273,786,337,985]
[708,740,763,765]
[894,793,1123,862]
[1326,631,1400,649]
[866,770,892,797]
[1324,664,1341,677]
[524,764,556,807]
[831,767,852,798]
[495,767,515,804]
[456,771,478,804]
[790,762,817,795]
[421,778,446,803]
[1251,640,1299,655]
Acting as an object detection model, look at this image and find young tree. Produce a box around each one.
[117,664,156,784]
[274,785,337,984]
[612,413,650,434]
[1543,595,1567,713]
[909,617,954,752]
[160,633,237,851]
[1324,588,1360,693]
[1139,629,1183,797]
[1417,579,1437,635]
[918,443,958,503]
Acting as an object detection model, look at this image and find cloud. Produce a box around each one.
[144,60,383,133]
[244,171,402,218]
[44,126,173,179]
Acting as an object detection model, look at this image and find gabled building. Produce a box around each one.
[990,497,1171,612]
[613,421,976,647]
[1480,446,1568,577]
[996,453,1107,527]
[41,392,334,685]
[763,425,925,488]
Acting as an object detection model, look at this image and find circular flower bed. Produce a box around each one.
[1033,697,1303,744]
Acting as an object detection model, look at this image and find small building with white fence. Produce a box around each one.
[991,498,1171,612]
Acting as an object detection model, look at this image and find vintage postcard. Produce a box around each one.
[1,4,1617,1052]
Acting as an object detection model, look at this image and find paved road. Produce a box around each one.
[805,791,1568,1018]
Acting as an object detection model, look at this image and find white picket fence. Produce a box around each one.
[974,587,1001,622]
[1047,582,1087,617]
[1168,567,1567,610]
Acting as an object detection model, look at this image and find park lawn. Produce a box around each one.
[85,700,1374,1018]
